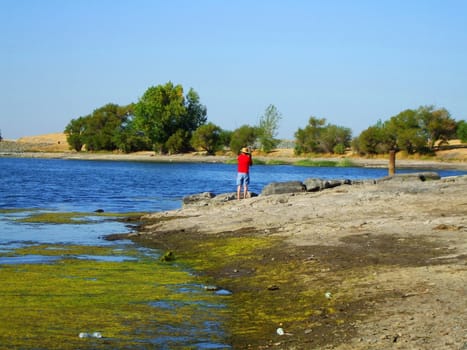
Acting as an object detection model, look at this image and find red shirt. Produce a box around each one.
[237,153,252,173]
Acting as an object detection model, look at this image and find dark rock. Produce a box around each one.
[377,172,441,183]
[182,192,215,205]
[303,178,324,192]
[324,179,343,189]
[303,178,348,192]
[160,251,175,262]
[261,181,306,196]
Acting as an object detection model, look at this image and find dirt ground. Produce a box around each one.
[135,175,467,349]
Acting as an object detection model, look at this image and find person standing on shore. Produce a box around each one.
[237,147,253,200]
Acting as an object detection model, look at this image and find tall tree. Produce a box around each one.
[257,104,282,152]
[133,82,207,153]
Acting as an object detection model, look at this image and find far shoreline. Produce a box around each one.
[1,150,467,170]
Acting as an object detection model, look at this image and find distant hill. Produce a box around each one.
[13,133,70,152]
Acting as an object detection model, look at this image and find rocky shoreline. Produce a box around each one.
[126,174,467,349]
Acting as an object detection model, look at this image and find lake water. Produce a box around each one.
[1,157,466,348]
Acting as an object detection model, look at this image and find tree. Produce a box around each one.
[166,129,190,154]
[219,129,233,149]
[294,117,326,154]
[113,111,151,153]
[457,120,467,142]
[230,125,258,155]
[382,106,456,154]
[191,122,222,154]
[82,104,129,151]
[257,104,282,152]
[319,124,352,154]
[386,109,427,154]
[353,121,393,155]
[294,117,351,155]
[133,82,207,153]
[64,116,87,151]
[418,106,457,149]
[64,104,134,152]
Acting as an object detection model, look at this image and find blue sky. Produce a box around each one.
[1,0,466,140]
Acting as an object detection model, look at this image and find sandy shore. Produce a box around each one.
[128,174,467,349]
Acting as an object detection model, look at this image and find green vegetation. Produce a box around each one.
[0,244,229,349]
[458,120,467,142]
[293,158,356,167]
[257,104,282,152]
[133,230,377,348]
[353,106,458,155]
[15,211,144,224]
[190,122,223,155]
[294,117,352,156]
[229,125,258,155]
[63,80,466,158]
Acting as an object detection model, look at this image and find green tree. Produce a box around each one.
[294,117,351,155]
[353,121,393,155]
[191,122,222,154]
[64,116,87,152]
[230,125,258,154]
[383,106,457,154]
[418,106,457,149]
[386,109,427,154]
[457,120,467,142]
[113,111,151,153]
[65,104,134,152]
[82,104,129,151]
[257,104,282,152]
[166,129,190,154]
[294,117,326,154]
[219,129,233,149]
[319,124,352,154]
[133,82,207,153]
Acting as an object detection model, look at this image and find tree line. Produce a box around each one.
[64,81,467,156]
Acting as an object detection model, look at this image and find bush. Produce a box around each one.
[457,120,467,142]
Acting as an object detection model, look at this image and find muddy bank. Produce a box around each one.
[126,175,467,349]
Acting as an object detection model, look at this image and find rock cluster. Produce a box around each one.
[182,172,440,207]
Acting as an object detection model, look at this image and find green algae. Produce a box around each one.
[132,229,449,348]
[293,158,357,167]
[133,231,361,348]
[1,225,439,348]
[0,244,228,349]
[15,211,145,224]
